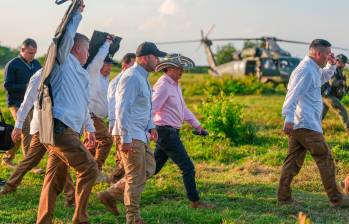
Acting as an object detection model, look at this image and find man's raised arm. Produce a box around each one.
[56,4,84,65]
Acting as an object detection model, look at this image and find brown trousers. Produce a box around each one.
[84,116,113,171]
[3,107,33,161]
[36,128,98,224]
[109,136,125,183]
[106,139,155,224]
[4,133,74,201]
[278,128,342,204]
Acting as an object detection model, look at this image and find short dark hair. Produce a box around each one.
[309,39,331,50]
[22,38,37,49]
[122,53,136,65]
[73,33,90,46]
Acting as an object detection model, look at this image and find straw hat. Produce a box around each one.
[155,53,195,72]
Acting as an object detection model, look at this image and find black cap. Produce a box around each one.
[136,42,167,57]
[336,54,348,64]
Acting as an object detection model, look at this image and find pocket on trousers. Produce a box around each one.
[305,137,329,156]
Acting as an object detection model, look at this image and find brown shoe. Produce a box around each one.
[0,185,16,196]
[332,196,349,208]
[97,191,119,216]
[190,200,215,209]
[31,167,45,175]
[2,160,16,169]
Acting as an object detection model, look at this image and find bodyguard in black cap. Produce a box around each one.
[321,54,349,132]
[97,42,166,223]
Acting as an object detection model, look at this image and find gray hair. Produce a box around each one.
[22,38,37,49]
[73,33,90,47]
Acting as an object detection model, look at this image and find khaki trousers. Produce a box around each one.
[109,136,125,183]
[106,139,155,224]
[277,128,342,204]
[36,128,98,224]
[4,133,74,201]
[3,107,33,162]
[84,116,113,171]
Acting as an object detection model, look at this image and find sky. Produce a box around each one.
[1,0,349,65]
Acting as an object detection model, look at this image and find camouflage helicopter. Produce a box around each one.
[157,27,349,84]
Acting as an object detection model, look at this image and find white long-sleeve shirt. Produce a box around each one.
[112,63,154,143]
[282,56,336,133]
[107,72,123,131]
[14,69,95,135]
[87,42,110,119]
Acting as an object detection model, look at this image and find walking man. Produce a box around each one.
[107,52,136,184]
[152,54,214,209]
[3,38,42,170]
[85,35,115,174]
[97,42,166,223]
[36,2,99,223]
[321,54,349,131]
[278,39,349,207]
[0,69,75,207]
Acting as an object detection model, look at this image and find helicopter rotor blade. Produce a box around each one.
[205,24,215,38]
[209,38,262,42]
[277,39,349,51]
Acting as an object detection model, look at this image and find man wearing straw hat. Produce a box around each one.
[152,54,214,209]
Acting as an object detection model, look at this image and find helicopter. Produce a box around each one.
[156,26,349,84]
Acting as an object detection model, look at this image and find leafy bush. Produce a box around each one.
[180,75,285,97]
[199,95,256,145]
[203,76,283,96]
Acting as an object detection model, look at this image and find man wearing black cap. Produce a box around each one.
[322,54,349,132]
[85,34,115,177]
[97,42,166,224]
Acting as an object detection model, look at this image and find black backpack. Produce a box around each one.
[0,110,14,152]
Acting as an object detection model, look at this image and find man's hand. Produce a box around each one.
[11,128,22,142]
[283,122,294,136]
[84,132,96,150]
[78,0,85,12]
[121,143,133,153]
[106,34,115,44]
[193,125,209,136]
[328,53,336,65]
[150,128,158,141]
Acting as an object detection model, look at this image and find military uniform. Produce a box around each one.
[321,55,349,131]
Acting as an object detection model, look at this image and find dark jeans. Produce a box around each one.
[154,126,200,202]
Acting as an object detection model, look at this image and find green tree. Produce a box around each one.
[215,43,236,65]
[0,45,18,67]
[243,40,259,49]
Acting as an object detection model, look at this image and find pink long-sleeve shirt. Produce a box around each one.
[152,74,200,129]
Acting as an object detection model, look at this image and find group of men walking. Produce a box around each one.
[1,2,212,223]
[2,1,349,224]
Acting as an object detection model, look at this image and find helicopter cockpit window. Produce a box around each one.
[263,59,277,70]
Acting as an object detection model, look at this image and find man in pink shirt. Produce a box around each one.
[152,54,214,209]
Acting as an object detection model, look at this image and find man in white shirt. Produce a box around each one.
[0,69,75,207]
[107,53,136,184]
[85,35,114,173]
[279,39,349,207]
[36,3,99,224]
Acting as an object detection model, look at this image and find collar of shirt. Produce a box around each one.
[304,55,321,72]
[164,74,178,86]
[134,63,149,79]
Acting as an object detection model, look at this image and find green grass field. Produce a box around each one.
[1,69,349,224]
